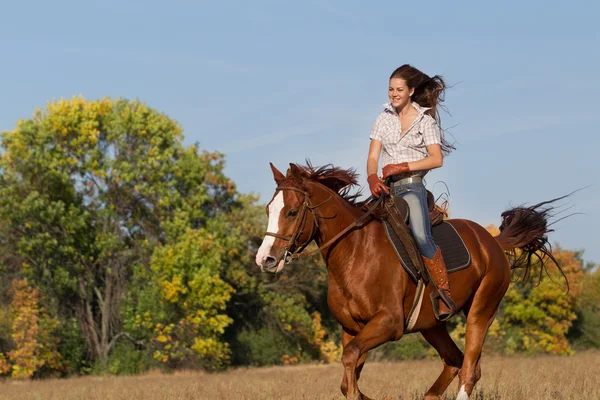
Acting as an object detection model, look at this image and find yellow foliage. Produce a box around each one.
[282,353,300,365]
[485,224,501,237]
[4,279,63,379]
[310,312,342,363]
[0,353,10,375]
[161,275,187,303]
[501,247,583,355]
[156,335,168,343]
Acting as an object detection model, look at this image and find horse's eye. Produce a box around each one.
[286,209,298,217]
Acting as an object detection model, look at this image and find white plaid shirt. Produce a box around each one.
[369,102,441,176]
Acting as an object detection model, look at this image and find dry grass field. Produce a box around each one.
[1,352,598,400]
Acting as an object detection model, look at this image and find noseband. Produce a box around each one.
[263,185,385,264]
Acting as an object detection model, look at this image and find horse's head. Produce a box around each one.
[255,163,320,274]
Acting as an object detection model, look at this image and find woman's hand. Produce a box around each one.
[367,174,390,198]
[382,162,410,179]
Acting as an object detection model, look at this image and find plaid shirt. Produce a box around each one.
[370,102,441,176]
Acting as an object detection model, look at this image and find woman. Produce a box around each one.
[367,64,456,320]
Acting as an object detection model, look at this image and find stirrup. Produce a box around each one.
[429,289,456,321]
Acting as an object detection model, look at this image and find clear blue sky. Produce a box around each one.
[2,1,598,264]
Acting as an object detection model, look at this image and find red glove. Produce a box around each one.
[382,162,410,180]
[367,174,390,198]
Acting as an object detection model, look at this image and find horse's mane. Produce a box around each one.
[293,161,364,207]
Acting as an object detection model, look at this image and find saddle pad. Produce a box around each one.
[383,221,471,283]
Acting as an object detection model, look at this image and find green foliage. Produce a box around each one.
[125,228,235,369]
[222,234,334,366]
[121,145,242,370]
[499,248,583,355]
[0,97,244,372]
[54,318,92,375]
[371,334,432,361]
[104,341,154,376]
[570,264,600,349]
[0,97,190,364]
[233,326,301,366]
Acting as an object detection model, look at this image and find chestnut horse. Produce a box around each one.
[255,162,563,400]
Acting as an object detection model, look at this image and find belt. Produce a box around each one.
[390,175,423,187]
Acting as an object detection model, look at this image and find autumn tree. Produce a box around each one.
[0,97,238,368]
[124,226,236,369]
[478,226,585,355]
[0,279,62,378]
[489,241,583,355]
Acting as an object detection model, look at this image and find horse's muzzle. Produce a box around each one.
[260,255,279,274]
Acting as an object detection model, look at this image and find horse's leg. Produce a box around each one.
[341,313,399,400]
[456,281,506,399]
[341,331,370,399]
[420,324,464,400]
[461,303,483,390]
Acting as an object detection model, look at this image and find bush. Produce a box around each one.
[370,334,432,361]
[55,318,92,376]
[232,326,303,367]
[102,341,155,376]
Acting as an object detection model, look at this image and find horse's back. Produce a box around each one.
[445,217,511,285]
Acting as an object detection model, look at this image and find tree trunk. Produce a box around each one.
[76,269,123,367]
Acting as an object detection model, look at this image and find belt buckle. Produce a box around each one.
[400,175,420,186]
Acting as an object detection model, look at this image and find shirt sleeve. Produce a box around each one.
[369,114,385,142]
[421,116,441,146]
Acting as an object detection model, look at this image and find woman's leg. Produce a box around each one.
[395,184,437,258]
[395,183,456,320]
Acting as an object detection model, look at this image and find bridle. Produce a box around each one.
[263,184,385,264]
[264,186,330,264]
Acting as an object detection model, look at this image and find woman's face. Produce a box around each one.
[388,77,414,110]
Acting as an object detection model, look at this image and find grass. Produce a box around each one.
[1,352,599,399]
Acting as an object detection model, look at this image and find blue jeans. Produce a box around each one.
[392,182,438,259]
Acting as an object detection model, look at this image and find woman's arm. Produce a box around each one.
[367,140,382,176]
[367,140,389,197]
[407,144,443,172]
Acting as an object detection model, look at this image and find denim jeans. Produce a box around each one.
[392,182,437,259]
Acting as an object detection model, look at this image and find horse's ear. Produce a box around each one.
[270,162,285,185]
[288,163,302,179]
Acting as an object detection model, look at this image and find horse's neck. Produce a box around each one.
[310,184,358,237]
[309,182,367,272]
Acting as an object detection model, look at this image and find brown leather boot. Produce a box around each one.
[422,247,456,321]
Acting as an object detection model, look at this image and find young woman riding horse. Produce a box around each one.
[256,163,562,399]
[367,64,456,321]
[255,65,564,399]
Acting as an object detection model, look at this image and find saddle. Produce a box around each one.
[381,188,471,279]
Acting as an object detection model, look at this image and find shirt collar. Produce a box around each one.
[383,102,431,115]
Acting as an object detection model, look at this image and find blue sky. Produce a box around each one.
[1,0,598,264]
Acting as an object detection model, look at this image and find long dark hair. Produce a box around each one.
[390,64,455,155]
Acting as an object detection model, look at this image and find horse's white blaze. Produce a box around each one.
[456,385,469,400]
[255,192,284,266]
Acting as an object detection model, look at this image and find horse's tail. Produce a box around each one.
[494,195,569,286]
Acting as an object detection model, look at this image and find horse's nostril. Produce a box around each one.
[264,256,277,269]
